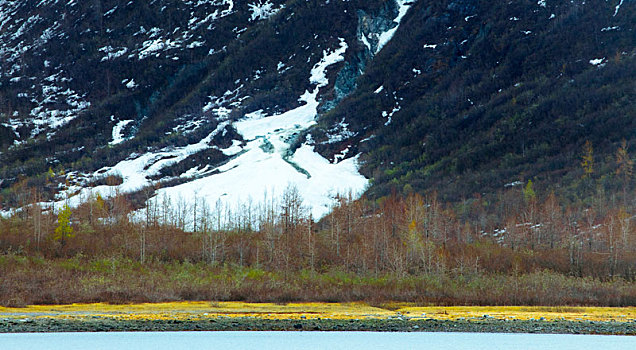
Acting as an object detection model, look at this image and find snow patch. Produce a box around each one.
[220,139,243,156]
[375,0,415,54]
[324,118,357,145]
[124,79,138,89]
[614,0,624,16]
[382,106,400,126]
[137,38,180,60]
[382,91,401,126]
[309,38,348,87]
[187,41,205,49]
[248,1,283,21]
[104,6,118,17]
[589,58,605,67]
[234,90,319,141]
[27,82,91,136]
[202,85,245,118]
[360,33,372,51]
[99,46,129,62]
[109,119,134,146]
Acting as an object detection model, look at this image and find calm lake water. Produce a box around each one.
[1,331,634,350]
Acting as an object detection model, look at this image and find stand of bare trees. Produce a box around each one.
[1,181,634,282]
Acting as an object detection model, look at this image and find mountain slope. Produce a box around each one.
[0,0,634,213]
[311,0,635,201]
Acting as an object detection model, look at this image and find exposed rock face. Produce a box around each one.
[320,2,400,113]
[357,1,400,55]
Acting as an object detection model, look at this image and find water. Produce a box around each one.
[1,331,634,350]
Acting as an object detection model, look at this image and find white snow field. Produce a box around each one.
[33,38,367,221]
[152,38,367,220]
[1,331,634,350]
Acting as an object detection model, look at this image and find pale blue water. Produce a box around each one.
[1,331,634,350]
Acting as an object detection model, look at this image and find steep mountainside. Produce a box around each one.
[0,0,634,213]
[314,0,635,202]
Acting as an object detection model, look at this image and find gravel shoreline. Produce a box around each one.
[1,317,634,334]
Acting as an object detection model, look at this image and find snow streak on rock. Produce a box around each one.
[375,0,415,54]
[614,0,624,16]
[109,119,134,146]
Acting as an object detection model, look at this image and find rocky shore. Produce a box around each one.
[1,317,634,335]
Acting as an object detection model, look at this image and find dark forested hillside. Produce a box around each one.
[312,0,635,203]
[0,0,634,211]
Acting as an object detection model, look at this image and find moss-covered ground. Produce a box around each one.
[1,302,634,331]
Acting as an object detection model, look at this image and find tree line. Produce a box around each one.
[1,180,634,281]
